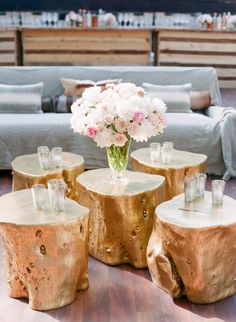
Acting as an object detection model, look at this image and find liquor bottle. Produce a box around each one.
[86,10,92,28]
[213,13,217,30]
[217,14,222,30]
[222,12,227,30]
[226,11,231,31]
[82,9,87,28]
[98,9,103,28]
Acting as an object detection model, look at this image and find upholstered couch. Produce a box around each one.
[0,66,235,179]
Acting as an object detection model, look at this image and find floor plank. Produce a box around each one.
[0,170,235,322]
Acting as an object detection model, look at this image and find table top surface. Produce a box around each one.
[0,189,89,226]
[156,191,236,228]
[77,168,165,196]
[131,148,207,169]
[12,152,84,177]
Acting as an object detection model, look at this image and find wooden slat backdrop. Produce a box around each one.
[22,28,151,66]
[157,30,236,88]
[0,29,19,66]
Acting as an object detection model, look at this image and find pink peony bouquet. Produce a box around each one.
[71,82,167,148]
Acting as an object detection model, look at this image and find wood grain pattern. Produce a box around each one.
[158,30,236,88]
[22,29,151,66]
[0,29,18,66]
[0,170,235,321]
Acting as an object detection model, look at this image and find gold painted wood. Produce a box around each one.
[131,148,207,200]
[0,189,89,310]
[147,192,236,303]
[11,152,84,201]
[22,28,151,66]
[76,168,165,268]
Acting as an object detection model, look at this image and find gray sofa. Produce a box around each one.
[0,66,235,179]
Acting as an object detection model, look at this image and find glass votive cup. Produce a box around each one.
[37,146,50,170]
[161,142,174,165]
[212,179,225,205]
[53,184,66,212]
[195,173,207,198]
[184,177,196,202]
[51,147,63,168]
[150,142,161,162]
[47,179,66,211]
[31,184,46,210]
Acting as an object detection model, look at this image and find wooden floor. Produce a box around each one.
[0,170,235,322]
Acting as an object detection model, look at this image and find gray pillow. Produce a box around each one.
[142,82,192,113]
[0,82,44,114]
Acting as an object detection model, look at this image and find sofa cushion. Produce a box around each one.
[42,95,76,113]
[143,82,192,113]
[0,83,43,114]
[190,90,212,110]
[61,78,121,96]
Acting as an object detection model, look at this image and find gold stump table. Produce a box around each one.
[147,191,236,303]
[0,189,89,310]
[76,168,165,268]
[12,152,84,201]
[131,148,207,200]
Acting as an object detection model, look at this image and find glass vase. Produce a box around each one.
[106,138,131,184]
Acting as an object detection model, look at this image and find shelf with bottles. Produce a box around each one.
[196,12,236,31]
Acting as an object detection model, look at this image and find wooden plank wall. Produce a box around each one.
[22,29,151,66]
[0,29,19,66]
[157,30,236,88]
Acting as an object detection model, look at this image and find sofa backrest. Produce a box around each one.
[0,66,221,105]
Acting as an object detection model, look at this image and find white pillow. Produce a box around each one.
[0,83,44,114]
[143,82,192,113]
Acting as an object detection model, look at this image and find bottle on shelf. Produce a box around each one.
[82,9,87,28]
[217,14,222,30]
[226,11,231,31]
[222,12,227,30]
[213,13,218,30]
[86,10,92,28]
[98,9,103,28]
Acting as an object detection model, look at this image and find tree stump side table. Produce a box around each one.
[147,192,236,304]
[131,148,207,200]
[12,152,84,201]
[76,168,165,268]
[0,189,89,310]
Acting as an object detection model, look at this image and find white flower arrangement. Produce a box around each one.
[196,14,213,24]
[71,83,167,148]
[65,11,82,25]
[101,13,118,28]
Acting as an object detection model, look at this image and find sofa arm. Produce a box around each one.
[205,105,225,120]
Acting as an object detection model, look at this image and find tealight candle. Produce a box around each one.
[150,142,161,162]
[212,179,225,205]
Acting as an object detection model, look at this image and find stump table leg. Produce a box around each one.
[0,216,89,310]
[147,216,236,303]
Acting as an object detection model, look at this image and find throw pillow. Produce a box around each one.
[0,82,44,114]
[42,95,77,113]
[61,78,122,96]
[190,90,212,110]
[142,82,192,113]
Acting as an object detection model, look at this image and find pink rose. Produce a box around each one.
[127,122,139,136]
[112,133,127,147]
[137,87,145,97]
[132,110,145,123]
[86,125,100,139]
[114,118,127,133]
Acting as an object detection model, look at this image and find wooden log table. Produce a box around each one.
[0,189,89,310]
[12,152,84,201]
[76,168,165,268]
[131,148,207,200]
[147,191,236,304]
